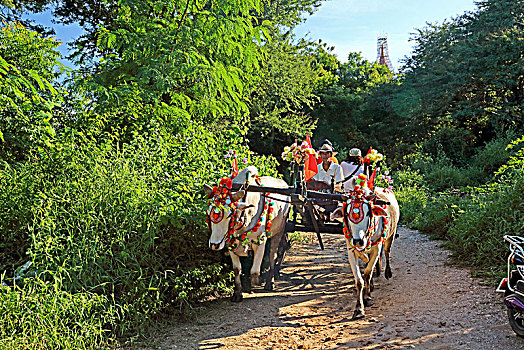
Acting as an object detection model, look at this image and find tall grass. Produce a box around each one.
[0,279,113,349]
[395,135,524,280]
[393,169,429,226]
[0,125,279,348]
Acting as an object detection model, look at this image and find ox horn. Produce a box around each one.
[365,194,376,201]
[231,190,245,202]
[203,184,214,197]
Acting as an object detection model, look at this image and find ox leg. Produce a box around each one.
[274,231,290,279]
[384,233,396,279]
[265,231,284,291]
[374,246,382,278]
[251,242,266,288]
[229,252,243,302]
[363,245,381,307]
[347,241,365,319]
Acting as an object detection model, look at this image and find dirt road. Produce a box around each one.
[153,228,524,349]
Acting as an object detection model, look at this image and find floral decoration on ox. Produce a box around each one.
[365,148,384,164]
[379,170,394,191]
[281,141,317,164]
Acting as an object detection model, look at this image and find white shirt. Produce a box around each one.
[340,161,364,191]
[313,162,343,185]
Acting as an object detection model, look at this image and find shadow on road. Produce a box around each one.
[145,231,524,350]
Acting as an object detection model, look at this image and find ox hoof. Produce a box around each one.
[385,267,392,280]
[352,310,365,320]
[251,273,260,286]
[364,298,374,307]
[241,279,252,293]
[264,281,274,291]
[375,267,381,278]
[230,291,243,302]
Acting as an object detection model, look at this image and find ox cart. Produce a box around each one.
[208,146,399,318]
[231,162,348,269]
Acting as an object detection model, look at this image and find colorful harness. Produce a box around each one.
[342,186,389,252]
[207,176,276,250]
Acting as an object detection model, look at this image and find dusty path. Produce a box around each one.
[152,228,524,349]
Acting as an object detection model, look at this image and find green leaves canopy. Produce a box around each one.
[0,22,66,161]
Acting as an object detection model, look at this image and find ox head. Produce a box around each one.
[341,186,388,250]
[204,182,254,250]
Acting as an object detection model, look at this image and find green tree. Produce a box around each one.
[0,22,66,161]
[397,0,524,163]
[68,0,271,141]
[313,52,393,150]
[0,1,53,35]
[247,37,338,156]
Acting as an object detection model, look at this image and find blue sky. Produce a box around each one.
[28,0,477,70]
[25,9,83,68]
[294,0,478,68]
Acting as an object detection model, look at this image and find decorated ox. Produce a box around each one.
[204,166,291,302]
[332,181,400,319]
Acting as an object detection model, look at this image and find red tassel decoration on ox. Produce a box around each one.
[349,200,365,224]
[252,221,261,232]
[368,168,377,191]
[342,201,352,240]
[210,207,225,224]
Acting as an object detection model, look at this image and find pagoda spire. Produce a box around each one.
[376,35,394,72]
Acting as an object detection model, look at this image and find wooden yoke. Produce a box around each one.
[229,183,348,202]
[229,164,348,251]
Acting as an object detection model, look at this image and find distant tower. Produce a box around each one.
[376,35,394,72]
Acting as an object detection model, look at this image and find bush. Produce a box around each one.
[445,173,524,277]
[0,279,114,349]
[408,135,518,192]
[404,138,524,277]
[471,134,515,174]
[423,165,469,192]
[0,124,279,347]
[393,169,429,226]
[421,127,475,167]
[414,193,470,240]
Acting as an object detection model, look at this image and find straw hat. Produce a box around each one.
[318,143,338,156]
[349,148,362,157]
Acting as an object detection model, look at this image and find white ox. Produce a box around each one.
[204,166,290,302]
[332,182,400,319]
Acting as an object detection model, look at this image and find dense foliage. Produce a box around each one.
[0,0,317,348]
[390,0,524,282]
[0,22,65,161]
[1,0,523,347]
[396,139,524,279]
[310,0,523,167]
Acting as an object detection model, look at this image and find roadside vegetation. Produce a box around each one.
[0,0,522,348]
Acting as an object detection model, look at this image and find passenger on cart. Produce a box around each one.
[307,142,343,220]
[340,148,365,192]
[308,142,343,192]
[316,139,339,165]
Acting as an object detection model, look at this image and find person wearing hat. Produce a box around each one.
[340,148,365,191]
[312,143,343,189]
[316,139,339,165]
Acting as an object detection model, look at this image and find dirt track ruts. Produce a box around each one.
[148,227,524,349]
